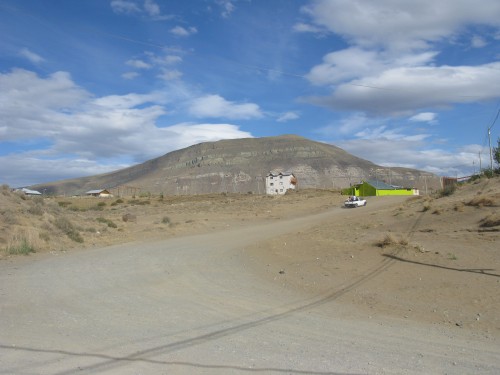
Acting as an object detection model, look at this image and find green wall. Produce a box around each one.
[342,182,416,196]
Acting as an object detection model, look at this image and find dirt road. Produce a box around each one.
[1,198,499,374]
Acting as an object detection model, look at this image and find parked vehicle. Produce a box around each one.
[344,196,367,208]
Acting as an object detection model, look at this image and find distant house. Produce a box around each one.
[18,188,42,196]
[265,172,297,195]
[342,180,419,196]
[85,189,112,198]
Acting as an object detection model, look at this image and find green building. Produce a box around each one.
[342,180,419,197]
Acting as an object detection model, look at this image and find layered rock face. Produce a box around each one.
[31,135,441,196]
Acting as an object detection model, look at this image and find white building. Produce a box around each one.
[265,172,297,195]
[85,189,113,198]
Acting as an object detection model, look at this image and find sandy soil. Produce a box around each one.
[1,180,499,335]
[0,178,499,373]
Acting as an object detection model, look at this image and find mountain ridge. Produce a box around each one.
[30,135,441,196]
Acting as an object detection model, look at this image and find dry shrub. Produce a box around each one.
[54,216,84,243]
[122,213,137,222]
[376,233,397,248]
[466,196,495,207]
[454,203,464,212]
[479,214,500,228]
[376,233,409,248]
[1,209,18,225]
[5,229,39,255]
[28,203,44,216]
[2,184,11,196]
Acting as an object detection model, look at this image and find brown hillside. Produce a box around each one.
[29,135,440,196]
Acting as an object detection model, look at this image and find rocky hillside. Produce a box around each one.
[30,135,441,196]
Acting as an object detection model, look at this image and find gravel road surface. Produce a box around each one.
[1,198,499,374]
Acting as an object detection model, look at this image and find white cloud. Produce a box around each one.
[145,52,183,66]
[19,48,44,64]
[277,112,299,122]
[306,62,500,116]
[157,69,183,81]
[409,112,437,123]
[471,35,487,48]
[216,0,236,18]
[111,0,172,20]
[189,94,263,119]
[122,71,139,79]
[293,22,325,34]
[306,48,437,86]
[338,137,481,176]
[301,0,500,117]
[301,0,500,50]
[170,26,198,37]
[144,0,160,17]
[0,69,253,186]
[126,59,152,69]
[111,0,141,14]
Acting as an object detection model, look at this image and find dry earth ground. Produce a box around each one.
[1,178,499,341]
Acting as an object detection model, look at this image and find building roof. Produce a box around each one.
[365,180,405,190]
[20,188,42,195]
[86,189,109,194]
[266,171,295,177]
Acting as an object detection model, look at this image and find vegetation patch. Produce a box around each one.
[110,198,124,206]
[5,236,35,255]
[466,196,495,207]
[437,184,456,197]
[128,199,151,205]
[479,214,500,228]
[97,217,117,228]
[54,217,84,243]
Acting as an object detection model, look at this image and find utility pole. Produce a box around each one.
[488,109,499,172]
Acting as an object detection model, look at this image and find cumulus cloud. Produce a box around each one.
[126,59,152,69]
[301,0,500,117]
[110,0,141,14]
[306,48,437,86]
[122,71,139,79]
[144,0,160,17]
[338,137,484,176]
[216,0,236,18]
[293,22,325,34]
[409,112,437,123]
[189,94,263,119]
[306,62,500,116]
[277,112,299,122]
[301,0,500,50]
[111,0,172,20]
[0,69,252,186]
[157,69,183,81]
[170,26,198,37]
[19,48,44,64]
[471,35,487,48]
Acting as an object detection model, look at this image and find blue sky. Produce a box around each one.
[1,0,500,187]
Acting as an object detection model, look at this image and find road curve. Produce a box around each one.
[1,197,499,375]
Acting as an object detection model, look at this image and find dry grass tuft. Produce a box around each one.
[479,213,500,228]
[466,196,495,207]
[375,233,409,248]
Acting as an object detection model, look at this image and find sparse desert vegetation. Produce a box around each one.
[1,177,499,336]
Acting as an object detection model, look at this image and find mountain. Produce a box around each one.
[30,135,441,196]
